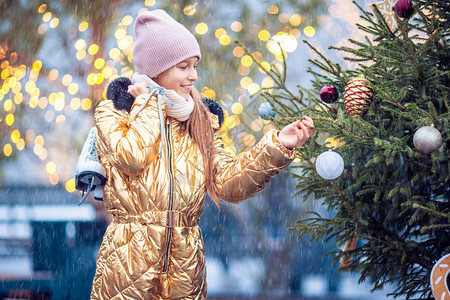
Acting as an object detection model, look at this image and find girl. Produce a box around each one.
[91,9,314,300]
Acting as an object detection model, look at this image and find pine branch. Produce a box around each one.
[260,91,294,117]
[413,203,450,219]
[234,40,307,108]
[303,40,344,83]
[420,224,450,232]
[415,3,434,34]
[396,14,426,88]
[361,65,407,110]
[369,3,397,39]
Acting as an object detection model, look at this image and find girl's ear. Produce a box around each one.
[107,77,135,113]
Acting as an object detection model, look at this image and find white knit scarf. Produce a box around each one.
[131,72,194,121]
[129,72,195,155]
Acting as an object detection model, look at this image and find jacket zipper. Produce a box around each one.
[162,123,174,273]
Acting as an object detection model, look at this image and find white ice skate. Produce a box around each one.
[75,127,106,205]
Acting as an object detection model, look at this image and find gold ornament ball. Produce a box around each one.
[413,126,443,154]
[343,78,374,117]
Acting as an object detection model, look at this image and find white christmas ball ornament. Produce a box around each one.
[413,126,443,154]
[315,149,344,180]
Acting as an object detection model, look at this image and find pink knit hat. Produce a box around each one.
[133,10,201,78]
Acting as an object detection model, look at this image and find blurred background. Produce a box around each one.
[0,0,395,299]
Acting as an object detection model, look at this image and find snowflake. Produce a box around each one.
[373,0,399,31]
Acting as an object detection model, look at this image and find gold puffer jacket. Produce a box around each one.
[91,94,295,300]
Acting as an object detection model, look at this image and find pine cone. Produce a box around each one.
[343,78,374,117]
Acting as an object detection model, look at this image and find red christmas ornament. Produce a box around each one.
[343,78,374,117]
[394,0,414,19]
[320,84,339,104]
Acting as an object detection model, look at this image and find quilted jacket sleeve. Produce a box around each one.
[214,129,295,203]
[95,94,161,176]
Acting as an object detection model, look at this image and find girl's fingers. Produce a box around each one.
[127,85,135,93]
[295,120,303,129]
[127,83,148,97]
[301,117,314,127]
[303,116,313,123]
[301,121,314,139]
[298,122,308,138]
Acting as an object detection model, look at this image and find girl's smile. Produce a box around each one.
[154,56,199,99]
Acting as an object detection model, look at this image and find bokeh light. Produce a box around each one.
[278,13,289,23]
[241,55,253,67]
[46,162,56,174]
[3,144,12,157]
[38,24,48,34]
[202,87,216,99]
[94,58,105,69]
[240,77,253,89]
[88,44,99,55]
[49,173,59,185]
[50,18,59,28]
[290,14,302,26]
[5,114,14,126]
[65,178,76,193]
[11,130,20,143]
[70,97,81,110]
[62,74,72,86]
[14,93,23,105]
[231,103,243,115]
[54,96,65,111]
[184,5,196,15]
[248,83,260,95]
[267,5,279,15]
[115,28,127,39]
[258,30,271,41]
[79,21,89,32]
[75,39,86,51]
[304,26,316,37]
[38,97,48,109]
[16,139,25,151]
[43,12,52,22]
[4,99,13,111]
[238,66,250,76]
[38,4,47,13]
[243,134,255,147]
[231,21,242,32]
[48,69,59,80]
[196,23,208,35]
[233,46,245,58]
[215,28,227,39]
[122,15,133,26]
[109,48,121,59]
[251,119,263,131]
[81,98,92,110]
[267,32,298,55]
[259,62,271,73]
[219,35,231,46]
[68,83,78,95]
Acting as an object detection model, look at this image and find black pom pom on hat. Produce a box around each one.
[202,98,224,127]
[107,77,135,113]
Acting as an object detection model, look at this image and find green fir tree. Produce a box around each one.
[239,0,449,298]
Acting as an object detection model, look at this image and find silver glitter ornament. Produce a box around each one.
[413,126,443,154]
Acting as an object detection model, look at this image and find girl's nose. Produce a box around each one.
[188,68,197,81]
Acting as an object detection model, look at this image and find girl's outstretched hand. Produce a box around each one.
[277,116,314,149]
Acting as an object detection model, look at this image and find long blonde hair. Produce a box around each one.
[186,86,220,208]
